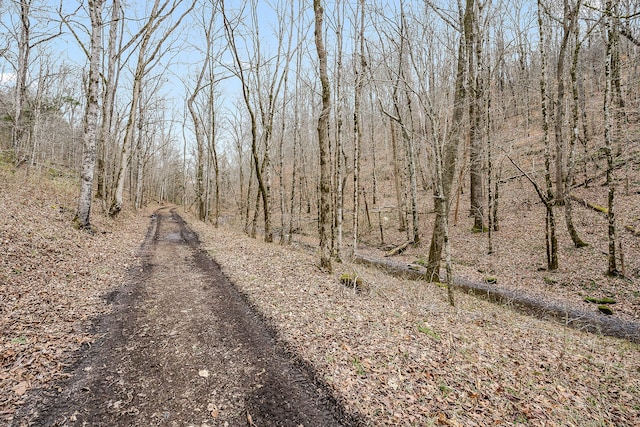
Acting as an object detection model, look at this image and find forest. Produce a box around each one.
[1,0,639,273]
[1,0,639,277]
[1,0,639,425]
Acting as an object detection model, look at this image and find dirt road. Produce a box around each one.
[13,207,353,426]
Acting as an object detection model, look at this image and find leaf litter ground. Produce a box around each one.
[8,202,352,426]
[2,164,640,426]
[1,167,146,424]
[188,213,640,426]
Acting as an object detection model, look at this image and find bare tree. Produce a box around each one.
[428,113,455,306]
[352,0,366,252]
[73,0,103,230]
[603,0,620,276]
[186,9,213,221]
[13,0,31,159]
[205,50,222,227]
[551,0,575,206]
[314,0,332,272]
[7,0,61,164]
[425,0,472,282]
[95,0,122,205]
[287,18,306,245]
[221,0,294,243]
[469,0,485,232]
[373,2,419,244]
[564,2,589,248]
[537,0,558,270]
[110,0,195,217]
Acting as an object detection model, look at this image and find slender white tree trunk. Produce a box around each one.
[74,0,104,229]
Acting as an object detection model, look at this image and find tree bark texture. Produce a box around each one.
[314,0,332,271]
[604,0,619,275]
[74,0,104,230]
[426,0,471,282]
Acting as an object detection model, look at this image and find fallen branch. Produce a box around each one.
[385,241,410,257]
[625,224,640,237]
[568,194,608,214]
[353,253,640,343]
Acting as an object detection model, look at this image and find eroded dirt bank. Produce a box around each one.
[12,207,354,426]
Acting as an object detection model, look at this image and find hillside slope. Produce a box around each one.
[0,165,149,424]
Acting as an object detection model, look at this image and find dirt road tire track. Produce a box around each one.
[12,207,356,426]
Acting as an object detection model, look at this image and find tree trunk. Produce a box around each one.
[552,0,577,206]
[288,117,298,245]
[426,1,470,282]
[74,0,103,230]
[288,40,302,245]
[13,0,31,162]
[110,54,143,217]
[331,0,344,260]
[278,76,288,243]
[390,119,407,232]
[486,72,495,253]
[538,0,558,270]
[133,106,145,210]
[352,0,365,253]
[398,11,419,243]
[187,50,207,221]
[314,0,332,272]
[96,0,120,204]
[208,62,220,228]
[565,8,588,248]
[402,102,419,244]
[435,128,455,307]
[604,0,619,276]
[370,92,384,244]
[468,0,485,232]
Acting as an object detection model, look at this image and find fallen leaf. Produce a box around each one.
[247,412,257,426]
[13,381,29,396]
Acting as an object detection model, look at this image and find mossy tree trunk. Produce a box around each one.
[603,0,619,276]
[565,4,589,249]
[314,0,332,272]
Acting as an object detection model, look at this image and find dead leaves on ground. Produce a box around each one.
[187,211,640,426]
[0,168,147,424]
[2,164,638,426]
